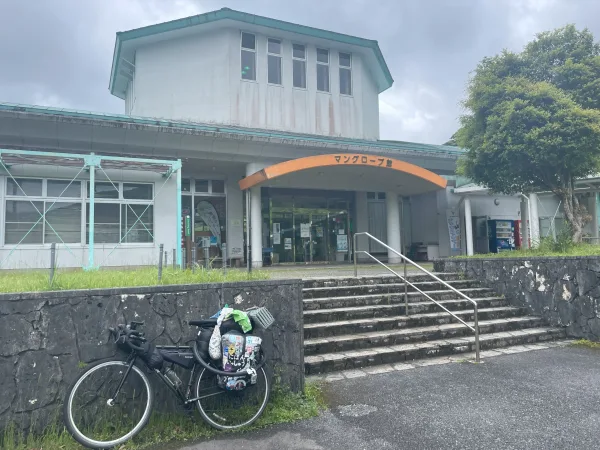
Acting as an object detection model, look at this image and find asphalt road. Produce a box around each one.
[177,346,600,450]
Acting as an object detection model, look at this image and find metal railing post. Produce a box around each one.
[49,243,56,285]
[353,233,358,277]
[474,304,481,363]
[172,249,176,270]
[191,247,196,273]
[404,257,408,316]
[158,244,164,282]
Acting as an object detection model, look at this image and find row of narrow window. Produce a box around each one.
[241,32,352,95]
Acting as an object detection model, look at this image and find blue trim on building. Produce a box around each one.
[0,102,465,157]
[109,7,394,97]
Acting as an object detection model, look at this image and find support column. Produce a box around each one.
[529,193,540,248]
[590,193,599,242]
[386,191,402,263]
[464,196,474,256]
[520,198,530,249]
[249,187,262,268]
[246,163,267,269]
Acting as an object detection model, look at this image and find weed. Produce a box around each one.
[0,382,325,450]
[571,339,600,350]
[0,267,269,294]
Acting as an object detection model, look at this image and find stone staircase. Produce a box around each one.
[303,273,566,375]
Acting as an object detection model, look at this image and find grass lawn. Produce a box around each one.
[1,383,326,450]
[453,242,600,259]
[0,267,269,293]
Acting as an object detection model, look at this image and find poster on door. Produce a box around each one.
[446,209,461,252]
[273,233,281,245]
[336,234,348,252]
[300,223,310,238]
[197,200,221,245]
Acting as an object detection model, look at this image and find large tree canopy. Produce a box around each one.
[456,25,600,242]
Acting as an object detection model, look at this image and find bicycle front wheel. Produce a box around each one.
[63,359,153,449]
[195,366,270,430]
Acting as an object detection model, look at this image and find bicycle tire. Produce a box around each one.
[63,359,154,449]
[194,366,271,430]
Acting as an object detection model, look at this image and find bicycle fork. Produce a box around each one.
[107,357,136,406]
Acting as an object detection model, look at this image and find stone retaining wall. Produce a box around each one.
[0,279,303,432]
[434,257,600,341]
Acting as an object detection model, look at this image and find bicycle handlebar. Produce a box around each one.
[109,323,147,353]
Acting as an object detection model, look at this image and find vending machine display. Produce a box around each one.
[488,220,516,253]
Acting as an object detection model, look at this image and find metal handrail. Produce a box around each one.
[353,232,480,363]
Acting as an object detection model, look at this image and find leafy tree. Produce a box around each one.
[456,25,600,242]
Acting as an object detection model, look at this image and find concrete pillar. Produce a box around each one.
[529,193,540,247]
[386,191,401,263]
[246,163,267,268]
[520,198,530,249]
[590,194,599,242]
[464,197,474,256]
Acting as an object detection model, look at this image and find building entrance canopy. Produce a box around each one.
[239,153,447,195]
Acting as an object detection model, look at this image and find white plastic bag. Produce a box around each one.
[209,307,232,360]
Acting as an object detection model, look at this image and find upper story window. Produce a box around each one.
[267,38,282,85]
[316,48,330,92]
[241,32,256,81]
[339,52,352,95]
[292,44,306,89]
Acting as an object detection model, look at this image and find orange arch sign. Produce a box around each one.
[239,153,447,191]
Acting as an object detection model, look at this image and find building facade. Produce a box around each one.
[0,8,596,270]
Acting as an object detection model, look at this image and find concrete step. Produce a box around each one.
[304,306,529,339]
[304,327,567,374]
[303,273,464,289]
[304,316,544,356]
[303,297,508,324]
[302,281,484,299]
[303,288,498,311]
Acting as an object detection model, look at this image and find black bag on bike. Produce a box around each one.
[139,342,164,370]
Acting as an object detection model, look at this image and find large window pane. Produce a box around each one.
[293,44,305,59]
[122,204,153,243]
[268,54,282,85]
[241,32,255,50]
[45,202,82,243]
[123,183,152,200]
[211,180,225,194]
[47,180,81,198]
[267,38,281,54]
[182,179,191,193]
[86,203,120,243]
[293,59,306,88]
[241,50,256,81]
[340,68,352,95]
[195,180,209,193]
[87,182,119,199]
[317,64,329,92]
[7,178,42,196]
[5,200,44,244]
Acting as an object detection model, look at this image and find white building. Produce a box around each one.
[0,7,596,270]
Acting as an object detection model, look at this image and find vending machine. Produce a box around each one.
[488,220,516,253]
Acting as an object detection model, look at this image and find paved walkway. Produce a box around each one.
[177,345,600,450]
[263,262,434,279]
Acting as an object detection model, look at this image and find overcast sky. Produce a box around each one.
[1,0,599,145]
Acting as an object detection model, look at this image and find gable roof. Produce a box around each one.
[109,7,393,99]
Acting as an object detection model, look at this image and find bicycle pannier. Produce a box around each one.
[140,342,164,370]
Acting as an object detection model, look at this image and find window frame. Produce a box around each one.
[292,43,307,90]
[266,37,283,86]
[1,176,156,247]
[240,31,257,82]
[339,51,353,96]
[316,48,330,93]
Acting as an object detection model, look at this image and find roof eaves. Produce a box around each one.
[0,102,460,159]
[109,8,393,97]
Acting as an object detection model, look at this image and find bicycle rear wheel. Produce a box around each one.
[195,366,270,430]
[63,359,153,449]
